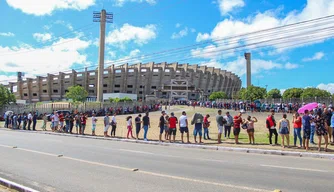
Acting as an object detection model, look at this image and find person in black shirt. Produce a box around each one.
[32,112,37,131]
[159,111,166,142]
[142,112,150,141]
[135,114,142,140]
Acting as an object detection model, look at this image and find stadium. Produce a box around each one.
[5,62,242,103]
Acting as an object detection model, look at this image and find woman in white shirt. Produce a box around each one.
[126,116,135,139]
[278,113,290,148]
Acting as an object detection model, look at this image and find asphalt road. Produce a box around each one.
[0,129,333,192]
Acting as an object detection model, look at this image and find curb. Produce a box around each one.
[2,128,334,160]
[0,177,39,192]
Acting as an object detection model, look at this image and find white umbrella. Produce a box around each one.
[5,111,13,116]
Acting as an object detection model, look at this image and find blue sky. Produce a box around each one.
[0,0,333,94]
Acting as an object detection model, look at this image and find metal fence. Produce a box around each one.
[0,101,157,115]
[215,97,334,105]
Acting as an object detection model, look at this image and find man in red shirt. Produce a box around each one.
[233,112,242,144]
[168,112,178,143]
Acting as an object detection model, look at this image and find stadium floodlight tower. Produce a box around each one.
[93,9,113,102]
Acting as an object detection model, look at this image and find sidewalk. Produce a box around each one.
[2,128,334,160]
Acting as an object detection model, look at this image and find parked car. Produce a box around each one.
[47,110,72,121]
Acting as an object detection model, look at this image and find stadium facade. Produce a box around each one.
[6,62,242,103]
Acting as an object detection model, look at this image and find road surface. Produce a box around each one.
[0,129,333,192]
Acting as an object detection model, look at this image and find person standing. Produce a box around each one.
[179,111,190,143]
[292,112,302,148]
[126,116,134,139]
[245,116,257,144]
[324,108,333,143]
[75,113,81,134]
[309,110,316,145]
[233,112,242,144]
[17,114,22,129]
[23,113,27,130]
[216,110,226,144]
[27,112,32,130]
[164,115,170,140]
[80,113,87,135]
[65,113,71,133]
[41,113,47,131]
[69,113,74,134]
[331,107,334,144]
[91,113,97,136]
[135,114,142,140]
[278,114,290,148]
[315,110,329,152]
[203,114,211,140]
[302,110,311,150]
[266,110,278,146]
[168,112,178,143]
[111,113,117,137]
[224,112,233,139]
[52,112,59,132]
[59,112,64,132]
[142,112,150,141]
[103,113,110,137]
[159,111,166,142]
[12,113,17,129]
[191,112,204,144]
[32,112,37,131]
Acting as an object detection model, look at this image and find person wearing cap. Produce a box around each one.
[233,112,242,144]
[168,112,178,143]
[179,111,190,143]
[216,110,226,144]
[159,111,166,142]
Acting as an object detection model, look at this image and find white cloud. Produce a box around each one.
[201,57,298,76]
[0,75,17,85]
[114,0,156,7]
[54,20,74,31]
[217,0,245,15]
[6,0,95,16]
[196,0,334,54]
[105,49,143,66]
[0,36,91,82]
[171,27,188,39]
[317,83,334,94]
[302,52,325,62]
[175,23,181,28]
[106,23,157,47]
[0,32,15,37]
[33,33,52,42]
[196,33,210,42]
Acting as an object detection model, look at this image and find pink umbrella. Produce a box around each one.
[298,102,318,114]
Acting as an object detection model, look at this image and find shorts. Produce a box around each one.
[217,125,223,134]
[279,127,289,135]
[193,123,202,137]
[233,128,240,136]
[247,128,255,133]
[92,124,96,131]
[164,125,169,132]
[180,127,189,134]
[53,121,59,127]
[169,128,176,135]
[303,129,311,139]
[136,125,141,134]
[60,122,64,127]
[104,125,110,132]
[159,125,164,134]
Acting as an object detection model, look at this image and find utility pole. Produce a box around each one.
[93,10,113,102]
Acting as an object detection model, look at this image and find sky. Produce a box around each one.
[0,0,334,94]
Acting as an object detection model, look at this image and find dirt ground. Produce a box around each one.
[2,105,334,153]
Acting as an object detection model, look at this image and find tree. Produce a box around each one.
[0,85,16,107]
[120,97,133,102]
[239,86,266,101]
[301,88,331,98]
[282,88,304,99]
[209,91,227,101]
[65,85,88,103]
[266,88,282,99]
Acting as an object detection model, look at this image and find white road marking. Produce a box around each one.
[0,145,270,192]
[260,164,329,173]
[118,149,154,155]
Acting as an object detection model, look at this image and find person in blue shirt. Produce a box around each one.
[302,110,311,150]
[330,107,334,144]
